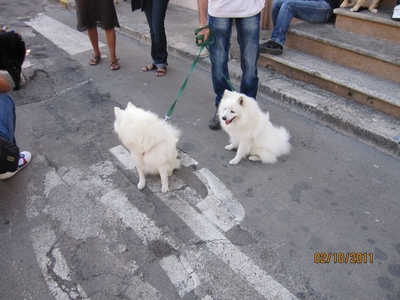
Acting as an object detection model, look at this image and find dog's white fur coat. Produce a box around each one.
[114,102,181,193]
[219,90,291,165]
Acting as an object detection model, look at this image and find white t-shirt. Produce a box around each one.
[208,0,265,18]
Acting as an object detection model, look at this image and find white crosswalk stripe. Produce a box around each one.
[194,167,245,232]
[30,224,90,300]
[25,13,104,55]
[100,188,200,297]
[159,255,200,297]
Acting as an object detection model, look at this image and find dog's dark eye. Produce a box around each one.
[231,110,235,113]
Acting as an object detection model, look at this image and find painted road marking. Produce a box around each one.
[110,145,136,170]
[30,223,162,300]
[110,145,297,299]
[100,189,166,245]
[30,224,90,300]
[159,255,200,297]
[194,167,244,232]
[25,13,104,56]
[100,188,200,297]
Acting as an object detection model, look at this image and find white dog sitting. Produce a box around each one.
[219,90,291,165]
[114,102,181,193]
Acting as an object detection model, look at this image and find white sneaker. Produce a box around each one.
[392,4,400,21]
[0,151,31,180]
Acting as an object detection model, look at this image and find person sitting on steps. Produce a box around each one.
[259,0,339,55]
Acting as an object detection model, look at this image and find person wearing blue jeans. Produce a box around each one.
[132,0,169,77]
[0,74,31,180]
[260,0,339,55]
[196,0,265,130]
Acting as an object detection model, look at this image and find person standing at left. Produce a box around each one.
[132,0,170,77]
[75,0,121,70]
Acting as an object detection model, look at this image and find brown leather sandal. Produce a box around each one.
[89,55,101,66]
[142,64,156,72]
[110,59,120,71]
[155,67,166,77]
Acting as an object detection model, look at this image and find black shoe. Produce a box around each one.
[259,40,283,55]
[209,110,221,130]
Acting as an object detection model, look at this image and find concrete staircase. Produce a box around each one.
[259,4,400,121]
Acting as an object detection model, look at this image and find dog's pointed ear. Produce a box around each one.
[238,96,244,106]
[127,102,134,108]
[114,107,122,117]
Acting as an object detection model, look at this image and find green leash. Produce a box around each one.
[164,25,235,122]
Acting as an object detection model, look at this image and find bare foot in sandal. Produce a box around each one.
[155,67,166,77]
[89,54,101,66]
[142,64,156,72]
[110,59,120,71]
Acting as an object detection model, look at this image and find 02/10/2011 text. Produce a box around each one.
[314,252,373,264]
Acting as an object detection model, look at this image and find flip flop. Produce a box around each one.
[142,64,156,72]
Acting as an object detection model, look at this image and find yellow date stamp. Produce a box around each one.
[314,252,373,264]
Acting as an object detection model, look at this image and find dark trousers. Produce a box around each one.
[144,0,169,68]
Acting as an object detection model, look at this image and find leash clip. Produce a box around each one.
[164,115,171,123]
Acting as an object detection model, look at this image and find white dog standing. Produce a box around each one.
[219,90,291,165]
[114,102,181,193]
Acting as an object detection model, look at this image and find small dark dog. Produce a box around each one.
[0,29,26,90]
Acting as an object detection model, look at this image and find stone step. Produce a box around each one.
[284,21,400,84]
[334,8,400,45]
[258,49,400,119]
[254,67,400,157]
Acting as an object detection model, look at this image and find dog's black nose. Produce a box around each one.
[222,116,226,120]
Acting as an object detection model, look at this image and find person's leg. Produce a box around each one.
[260,0,300,54]
[208,15,233,107]
[207,15,233,130]
[0,93,16,145]
[236,13,260,99]
[272,0,332,46]
[87,26,101,65]
[87,27,100,56]
[144,0,169,69]
[105,28,118,63]
[0,86,31,180]
[271,0,290,27]
[292,0,333,23]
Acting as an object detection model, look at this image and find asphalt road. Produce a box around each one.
[0,1,399,299]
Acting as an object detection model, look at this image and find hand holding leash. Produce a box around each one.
[194,25,214,47]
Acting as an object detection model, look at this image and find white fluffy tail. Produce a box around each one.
[276,126,291,155]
